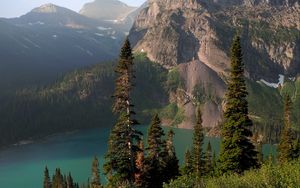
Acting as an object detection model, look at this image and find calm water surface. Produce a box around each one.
[0,125,275,188]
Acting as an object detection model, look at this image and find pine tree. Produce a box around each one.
[182,149,193,174]
[191,107,205,177]
[219,35,258,174]
[52,168,64,188]
[104,38,142,185]
[91,156,101,188]
[204,141,213,176]
[66,173,74,188]
[134,140,145,188]
[144,114,167,188]
[147,114,166,159]
[162,129,179,183]
[103,114,132,184]
[44,166,51,188]
[278,95,294,163]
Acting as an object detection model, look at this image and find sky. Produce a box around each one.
[0,0,146,18]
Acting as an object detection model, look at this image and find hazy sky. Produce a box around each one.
[0,0,146,18]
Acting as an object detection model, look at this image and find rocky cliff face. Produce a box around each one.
[129,0,300,128]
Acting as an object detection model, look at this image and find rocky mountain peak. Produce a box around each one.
[79,0,136,21]
[32,3,62,13]
[148,0,299,8]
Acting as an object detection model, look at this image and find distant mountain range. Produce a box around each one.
[0,1,142,91]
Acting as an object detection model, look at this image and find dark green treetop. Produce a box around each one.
[218,35,258,174]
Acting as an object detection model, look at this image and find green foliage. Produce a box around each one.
[163,129,180,183]
[219,36,258,174]
[44,166,51,188]
[278,95,295,163]
[91,156,101,188]
[204,142,213,176]
[0,52,169,148]
[248,20,300,45]
[103,114,133,186]
[144,114,168,188]
[159,103,185,126]
[165,159,300,188]
[191,108,205,177]
[163,173,205,188]
[166,68,184,92]
[182,149,193,175]
[193,83,221,105]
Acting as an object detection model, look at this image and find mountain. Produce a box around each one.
[2,54,299,147]
[129,0,300,128]
[0,56,168,146]
[79,0,136,22]
[0,3,130,91]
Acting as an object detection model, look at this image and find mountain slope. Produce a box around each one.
[0,56,168,147]
[129,0,300,128]
[79,0,136,21]
[0,4,130,91]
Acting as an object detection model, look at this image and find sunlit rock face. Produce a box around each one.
[129,0,300,128]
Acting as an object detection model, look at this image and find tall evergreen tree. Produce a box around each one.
[103,114,132,184]
[182,149,193,175]
[191,107,205,177]
[144,114,167,188]
[218,35,258,174]
[91,156,101,188]
[278,95,294,163]
[204,141,213,176]
[163,129,180,183]
[134,140,146,188]
[52,168,64,188]
[66,173,74,188]
[147,114,166,159]
[104,38,142,185]
[44,166,51,188]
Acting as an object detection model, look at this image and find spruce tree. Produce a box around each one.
[278,95,294,163]
[52,168,63,188]
[191,107,205,177]
[205,141,213,176]
[218,35,258,174]
[144,114,167,188]
[147,114,166,159]
[44,166,51,188]
[104,38,142,185]
[103,114,132,184]
[66,173,74,188]
[182,149,193,174]
[91,156,101,188]
[134,140,146,188]
[163,129,179,183]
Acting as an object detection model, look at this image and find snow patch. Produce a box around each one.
[104,20,119,23]
[28,21,45,26]
[95,33,104,37]
[52,35,57,38]
[111,36,117,40]
[97,26,112,31]
[259,74,285,88]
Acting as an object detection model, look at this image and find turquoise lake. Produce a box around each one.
[0,125,276,188]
